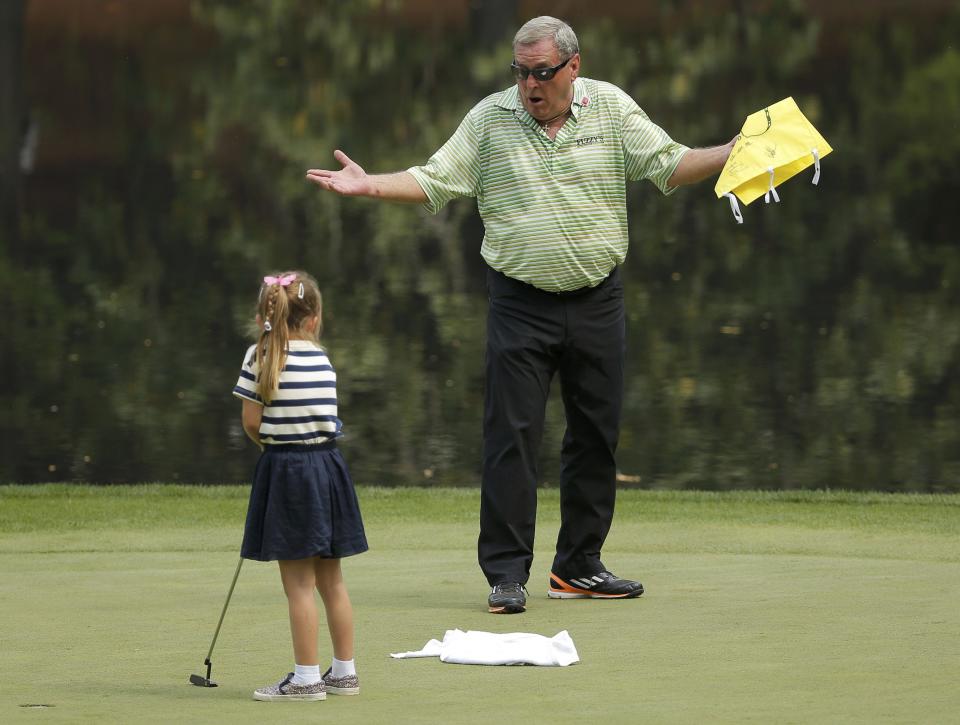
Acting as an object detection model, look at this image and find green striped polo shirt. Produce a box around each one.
[407,77,689,292]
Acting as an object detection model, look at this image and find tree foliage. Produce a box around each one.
[4,0,960,490]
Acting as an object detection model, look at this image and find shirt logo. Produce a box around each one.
[576,135,605,146]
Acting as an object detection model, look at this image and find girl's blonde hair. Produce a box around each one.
[254,270,322,404]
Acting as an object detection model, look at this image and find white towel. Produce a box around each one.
[390,629,579,666]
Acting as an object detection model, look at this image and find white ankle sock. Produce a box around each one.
[291,664,321,685]
[331,657,356,678]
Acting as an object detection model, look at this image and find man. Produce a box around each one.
[307,16,734,614]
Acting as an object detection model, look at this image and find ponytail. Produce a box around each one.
[252,270,322,404]
[256,283,290,404]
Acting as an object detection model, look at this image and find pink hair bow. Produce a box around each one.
[263,273,297,286]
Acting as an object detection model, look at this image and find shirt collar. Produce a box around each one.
[570,78,589,120]
[495,84,523,112]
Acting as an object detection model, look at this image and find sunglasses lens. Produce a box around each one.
[512,68,553,81]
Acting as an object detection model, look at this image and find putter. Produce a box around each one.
[190,557,244,687]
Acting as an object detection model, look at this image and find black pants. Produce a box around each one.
[479,265,625,585]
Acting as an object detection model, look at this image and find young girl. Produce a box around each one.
[232,270,368,702]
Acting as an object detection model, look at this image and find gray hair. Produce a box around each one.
[513,16,579,58]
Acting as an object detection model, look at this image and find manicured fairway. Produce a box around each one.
[1,486,959,724]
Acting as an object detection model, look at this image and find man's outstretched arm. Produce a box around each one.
[306,149,428,203]
[668,136,738,187]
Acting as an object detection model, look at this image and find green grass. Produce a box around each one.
[2,485,959,724]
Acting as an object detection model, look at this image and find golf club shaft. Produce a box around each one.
[206,557,244,662]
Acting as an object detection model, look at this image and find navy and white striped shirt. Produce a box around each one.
[232,340,342,445]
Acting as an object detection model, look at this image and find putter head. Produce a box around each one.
[189,674,218,688]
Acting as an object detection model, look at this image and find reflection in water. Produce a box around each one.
[3,1,960,490]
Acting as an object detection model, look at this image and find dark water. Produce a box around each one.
[2,0,960,490]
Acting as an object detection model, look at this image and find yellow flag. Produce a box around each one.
[715,97,832,221]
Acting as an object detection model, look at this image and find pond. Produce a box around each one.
[2,0,959,491]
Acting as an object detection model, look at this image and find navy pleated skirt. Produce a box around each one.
[241,442,368,562]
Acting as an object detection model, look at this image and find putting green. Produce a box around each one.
[1,486,958,723]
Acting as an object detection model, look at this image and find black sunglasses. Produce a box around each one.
[511,56,572,82]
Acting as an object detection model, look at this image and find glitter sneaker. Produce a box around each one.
[252,672,326,701]
[322,667,360,695]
